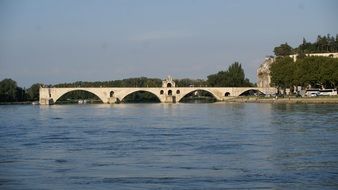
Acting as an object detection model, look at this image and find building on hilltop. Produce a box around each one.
[289,52,338,62]
[256,52,338,88]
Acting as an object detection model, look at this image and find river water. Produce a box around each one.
[0,103,338,189]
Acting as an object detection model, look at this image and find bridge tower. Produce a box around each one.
[162,76,176,103]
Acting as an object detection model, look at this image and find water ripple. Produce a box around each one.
[0,104,337,189]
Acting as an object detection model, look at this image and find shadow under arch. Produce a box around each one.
[239,89,265,96]
[54,89,104,104]
[178,89,218,103]
[120,90,161,103]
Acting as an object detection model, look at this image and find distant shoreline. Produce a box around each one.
[1,97,338,105]
[223,96,338,104]
[0,101,33,105]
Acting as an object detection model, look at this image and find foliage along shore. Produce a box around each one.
[270,34,338,92]
[0,101,35,105]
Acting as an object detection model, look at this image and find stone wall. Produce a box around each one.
[289,52,338,62]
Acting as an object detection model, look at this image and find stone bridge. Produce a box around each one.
[39,76,276,105]
[39,86,276,105]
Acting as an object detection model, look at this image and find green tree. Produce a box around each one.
[27,83,42,101]
[280,34,337,56]
[271,56,338,90]
[175,78,207,87]
[0,78,18,102]
[270,57,294,89]
[16,87,26,102]
[207,62,252,87]
[274,43,293,56]
[227,62,246,87]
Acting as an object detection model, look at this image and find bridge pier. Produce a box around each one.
[162,95,176,103]
[108,97,118,104]
[39,87,55,105]
[39,98,54,105]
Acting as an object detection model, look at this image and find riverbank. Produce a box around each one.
[2,96,338,105]
[0,101,34,105]
[223,96,338,104]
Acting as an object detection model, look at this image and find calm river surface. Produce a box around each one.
[1,103,338,189]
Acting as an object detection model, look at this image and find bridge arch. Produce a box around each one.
[238,89,265,96]
[53,89,105,103]
[119,89,161,103]
[177,89,221,102]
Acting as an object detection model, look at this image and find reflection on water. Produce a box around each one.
[0,103,338,189]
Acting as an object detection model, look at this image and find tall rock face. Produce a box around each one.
[257,57,274,88]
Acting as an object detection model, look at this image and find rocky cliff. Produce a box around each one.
[257,57,274,88]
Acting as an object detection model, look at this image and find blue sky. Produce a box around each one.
[1,0,337,87]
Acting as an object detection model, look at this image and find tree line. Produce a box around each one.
[271,34,338,92]
[0,79,41,102]
[270,56,338,90]
[0,62,253,102]
[274,34,338,56]
[53,77,162,88]
[207,62,253,87]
